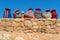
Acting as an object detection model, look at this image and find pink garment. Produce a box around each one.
[25,10,35,18]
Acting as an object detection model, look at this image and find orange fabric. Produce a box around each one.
[21,14,24,18]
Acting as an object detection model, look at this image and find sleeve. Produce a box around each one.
[49,13,52,18]
[56,13,58,19]
[13,13,16,18]
[34,12,36,17]
[41,12,43,17]
[42,12,46,18]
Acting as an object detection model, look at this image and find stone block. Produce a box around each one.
[3,33,12,40]
[46,18,52,21]
[55,27,60,34]
[24,20,32,27]
[0,19,12,27]
[33,26,38,29]
[12,21,20,27]
[50,21,56,25]
[38,25,45,28]
[56,23,60,27]
[12,18,24,22]
[56,19,60,23]
[50,25,56,29]
[49,29,57,34]
[32,22,37,26]
[15,37,24,40]
[44,21,51,26]
[5,27,13,32]
[37,21,44,26]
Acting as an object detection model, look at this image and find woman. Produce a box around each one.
[43,10,51,18]
[25,8,35,18]
[51,10,58,19]
[13,9,21,18]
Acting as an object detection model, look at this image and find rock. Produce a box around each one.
[3,33,12,40]
[56,19,60,23]
[38,25,45,28]
[50,29,57,34]
[0,22,11,27]
[32,38,39,40]
[50,25,56,29]
[15,37,24,40]
[12,21,21,27]
[50,20,56,25]
[33,26,38,29]
[0,19,1,23]
[46,18,52,20]
[37,21,44,26]
[32,22,37,26]
[56,23,60,27]
[5,27,13,32]
[0,19,12,27]
[44,21,51,26]
[55,27,60,34]
[24,20,32,27]
[12,18,24,22]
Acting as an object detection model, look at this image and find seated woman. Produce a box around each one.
[51,10,58,19]
[43,10,52,18]
[13,9,21,18]
[34,8,43,18]
[25,8,35,18]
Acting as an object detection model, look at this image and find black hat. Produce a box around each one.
[28,8,33,10]
[5,8,10,11]
[51,10,56,12]
[45,10,50,12]
[36,8,41,11]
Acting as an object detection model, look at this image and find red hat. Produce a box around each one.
[5,8,10,11]
[45,10,50,12]
[36,8,41,11]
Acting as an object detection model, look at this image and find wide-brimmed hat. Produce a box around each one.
[5,8,10,11]
[36,8,41,11]
[45,10,50,12]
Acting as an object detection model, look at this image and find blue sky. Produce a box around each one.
[0,0,60,18]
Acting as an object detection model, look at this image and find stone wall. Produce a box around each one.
[0,18,60,40]
[0,18,60,34]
